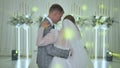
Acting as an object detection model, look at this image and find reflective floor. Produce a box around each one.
[93,58,120,68]
[0,57,30,68]
[0,56,120,68]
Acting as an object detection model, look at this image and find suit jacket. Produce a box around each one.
[36,18,70,68]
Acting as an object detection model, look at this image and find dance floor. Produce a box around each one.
[0,56,120,68]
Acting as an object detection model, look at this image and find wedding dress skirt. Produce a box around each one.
[49,45,93,68]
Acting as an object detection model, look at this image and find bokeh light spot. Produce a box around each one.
[99,4,104,9]
[85,41,90,48]
[32,6,38,12]
[63,28,75,40]
[82,5,87,11]
[53,63,62,68]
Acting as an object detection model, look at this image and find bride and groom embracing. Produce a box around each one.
[36,4,93,68]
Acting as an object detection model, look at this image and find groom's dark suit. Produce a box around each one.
[36,18,70,68]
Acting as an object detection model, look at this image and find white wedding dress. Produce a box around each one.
[49,19,93,68]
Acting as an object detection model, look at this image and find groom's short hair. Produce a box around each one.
[49,4,64,13]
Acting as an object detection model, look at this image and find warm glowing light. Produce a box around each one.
[85,41,90,48]
[82,5,87,11]
[63,28,75,40]
[53,64,62,68]
[16,50,18,54]
[108,52,112,55]
[99,4,104,9]
[112,53,120,58]
[32,6,38,12]
[25,15,30,18]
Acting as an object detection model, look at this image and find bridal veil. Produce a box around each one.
[62,19,93,68]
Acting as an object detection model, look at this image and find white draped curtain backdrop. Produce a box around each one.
[0,0,120,58]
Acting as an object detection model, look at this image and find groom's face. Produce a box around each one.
[53,11,63,24]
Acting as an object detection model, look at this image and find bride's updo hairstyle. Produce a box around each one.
[63,15,75,24]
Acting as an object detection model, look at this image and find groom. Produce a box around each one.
[36,4,71,68]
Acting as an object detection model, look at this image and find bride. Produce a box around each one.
[49,15,93,68]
